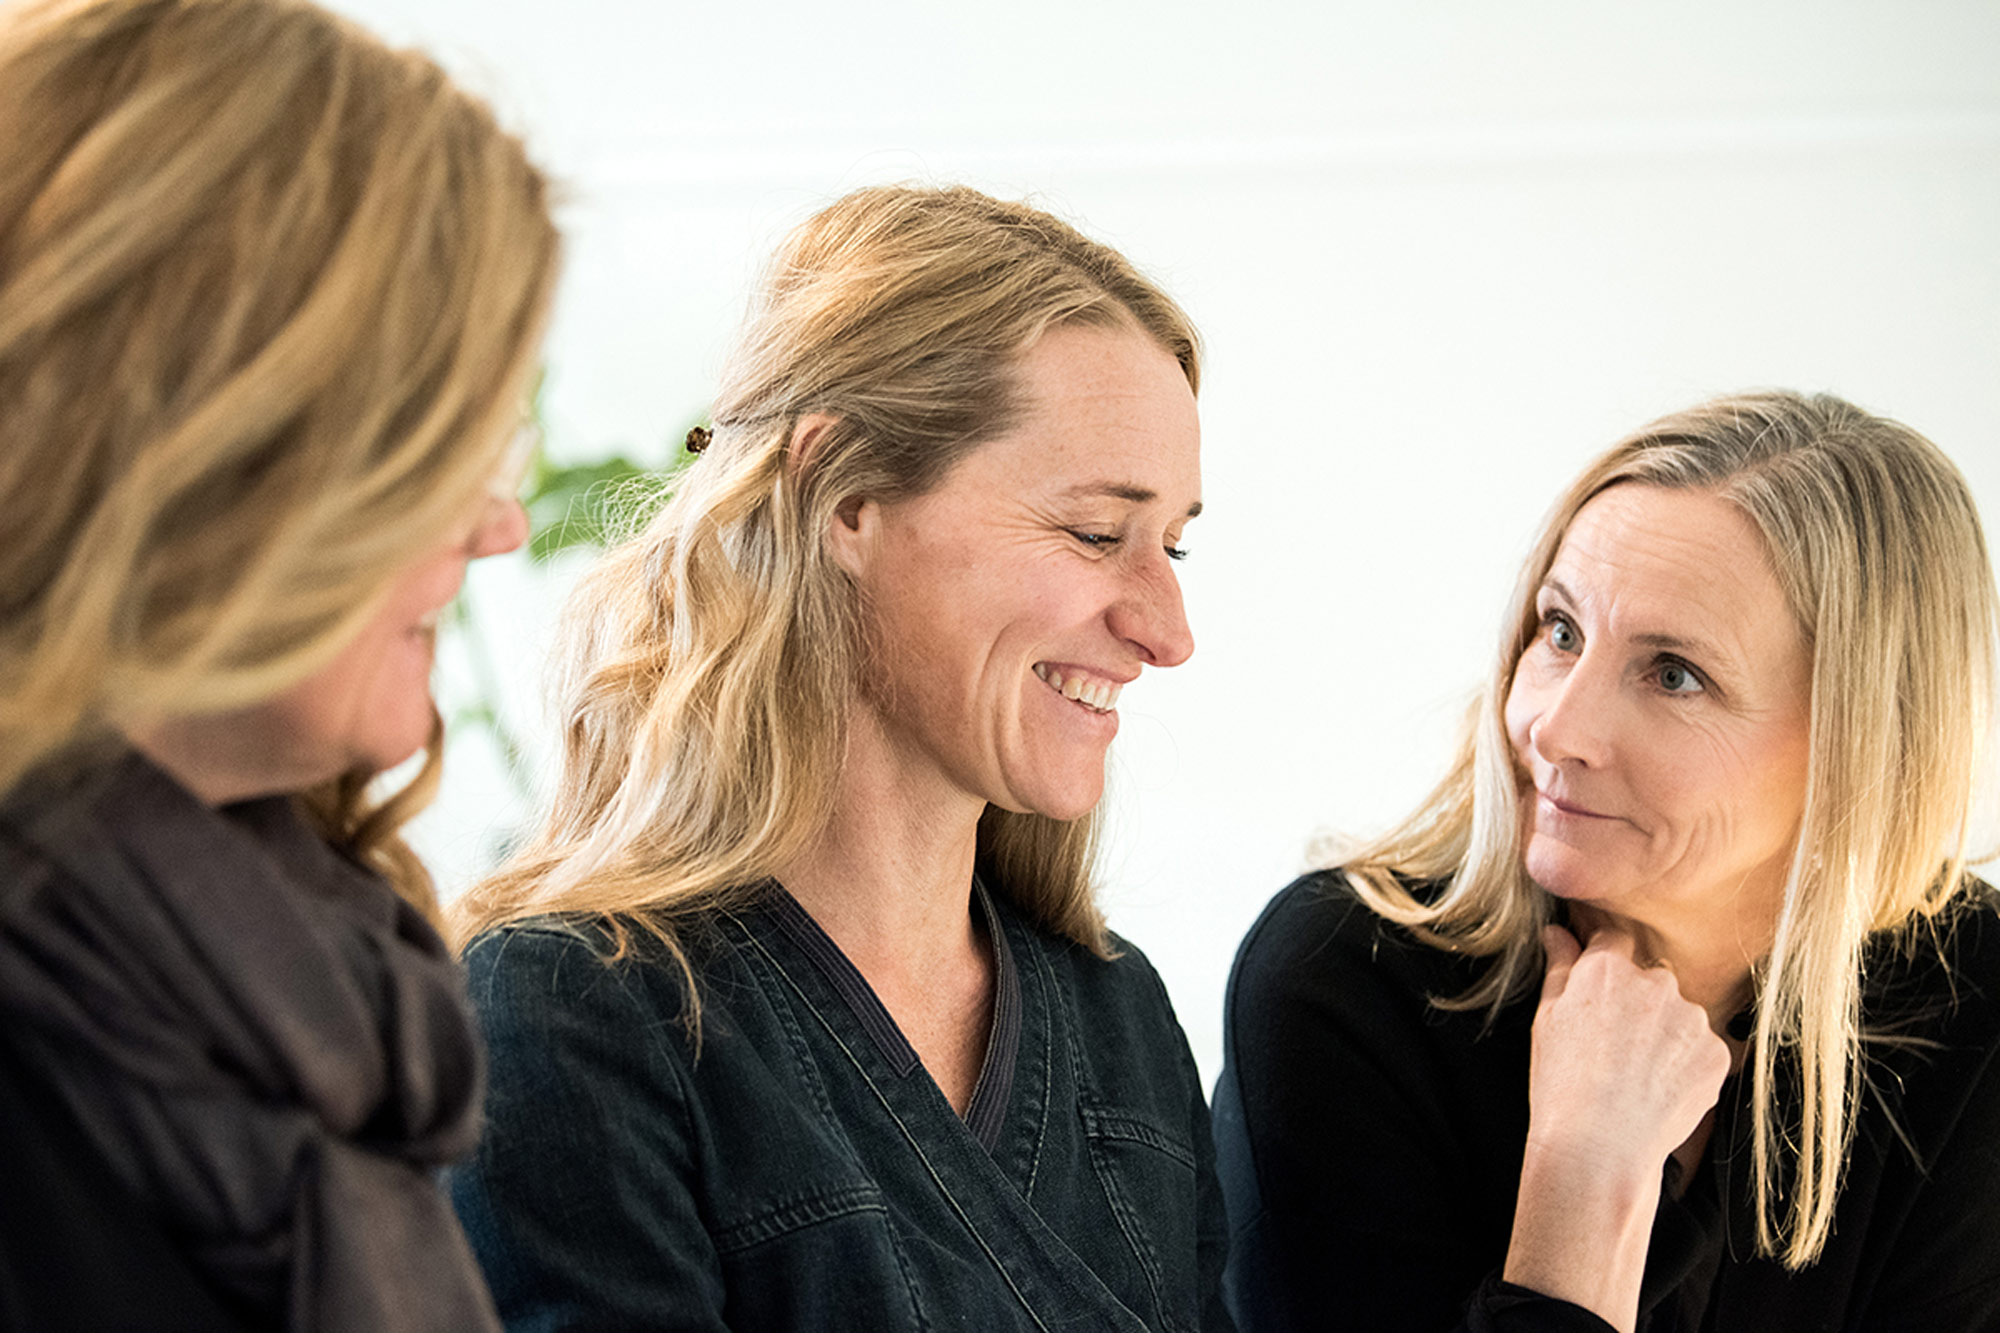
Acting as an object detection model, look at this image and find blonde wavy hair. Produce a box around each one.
[453,184,1201,1002]
[1343,390,1998,1268]
[0,0,560,920]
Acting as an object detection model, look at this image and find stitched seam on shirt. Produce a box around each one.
[1015,918,1056,1202]
[735,927,1057,1333]
[709,1182,889,1253]
[1078,1105,1198,1169]
[722,912,839,1123]
[764,888,921,1076]
[1081,1127,1174,1332]
[885,1211,934,1333]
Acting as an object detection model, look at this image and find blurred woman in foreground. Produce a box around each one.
[0,0,558,1326]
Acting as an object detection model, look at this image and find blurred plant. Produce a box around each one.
[444,378,701,800]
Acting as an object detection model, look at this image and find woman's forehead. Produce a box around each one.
[1549,485,1807,676]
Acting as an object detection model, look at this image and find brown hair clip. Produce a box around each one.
[684,425,713,454]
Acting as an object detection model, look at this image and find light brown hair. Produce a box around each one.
[454,184,1200,1010]
[1343,390,1998,1265]
[0,0,561,918]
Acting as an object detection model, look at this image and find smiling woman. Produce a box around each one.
[448,184,1230,1331]
[1214,391,2000,1333]
[825,322,1200,826]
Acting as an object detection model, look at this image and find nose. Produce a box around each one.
[1523,655,1611,769]
[466,495,530,559]
[1109,552,1195,669]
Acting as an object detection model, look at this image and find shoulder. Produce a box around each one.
[1227,870,1481,1029]
[1844,879,2000,1207]
[1005,898,1181,1037]
[999,901,1207,1113]
[461,915,748,1089]
[1220,870,1533,1130]
[1847,882,2000,1318]
[1864,879,2000,1037]
[463,919,669,1024]
[464,911,748,1015]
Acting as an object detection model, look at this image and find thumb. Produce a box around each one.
[1538,924,1582,1006]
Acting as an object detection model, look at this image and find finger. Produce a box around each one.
[1579,920,1639,964]
[1538,924,1581,1004]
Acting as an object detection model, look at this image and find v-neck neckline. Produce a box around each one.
[763,877,1022,1153]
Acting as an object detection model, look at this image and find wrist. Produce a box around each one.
[1502,1138,1663,1333]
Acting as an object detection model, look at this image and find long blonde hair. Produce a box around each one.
[0,0,560,918]
[454,184,1201,1001]
[1344,390,1998,1267]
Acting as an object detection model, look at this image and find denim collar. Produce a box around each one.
[763,876,1022,1154]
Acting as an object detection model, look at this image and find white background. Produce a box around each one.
[329,0,2000,1090]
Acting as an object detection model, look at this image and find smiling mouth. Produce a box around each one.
[1033,663,1122,714]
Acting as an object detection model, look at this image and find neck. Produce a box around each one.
[776,705,987,979]
[123,717,324,808]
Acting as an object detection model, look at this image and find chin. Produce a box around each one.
[1521,839,1617,903]
[351,712,438,778]
[999,771,1106,824]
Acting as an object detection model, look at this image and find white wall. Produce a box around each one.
[335,0,2000,1089]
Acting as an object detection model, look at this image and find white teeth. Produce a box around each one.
[1033,664,1122,714]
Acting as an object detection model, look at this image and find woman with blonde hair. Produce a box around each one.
[449,184,1229,1330]
[1215,391,2000,1331]
[0,0,558,1326]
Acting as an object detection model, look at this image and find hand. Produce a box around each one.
[1526,922,1730,1175]
[1501,923,1732,1332]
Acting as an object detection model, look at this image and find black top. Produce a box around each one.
[452,882,1234,1331]
[1213,872,2000,1333]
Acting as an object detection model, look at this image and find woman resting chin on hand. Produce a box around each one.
[1507,925,1730,1329]
[1215,392,2000,1333]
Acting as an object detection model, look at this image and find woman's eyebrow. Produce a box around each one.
[1544,576,1736,667]
[1057,480,1203,518]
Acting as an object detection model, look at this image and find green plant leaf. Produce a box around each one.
[524,455,654,561]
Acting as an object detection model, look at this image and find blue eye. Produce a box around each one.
[1546,614,1579,653]
[1657,660,1705,694]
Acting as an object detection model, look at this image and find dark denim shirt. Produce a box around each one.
[452,882,1233,1331]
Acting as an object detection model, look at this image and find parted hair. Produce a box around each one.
[452,185,1201,1007]
[1342,390,1998,1267]
[0,0,560,917]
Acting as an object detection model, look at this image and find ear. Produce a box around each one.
[825,491,879,582]
[786,412,841,470]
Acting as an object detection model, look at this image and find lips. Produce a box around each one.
[1538,788,1614,820]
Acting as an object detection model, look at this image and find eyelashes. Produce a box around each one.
[1068,530,1190,561]
[1534,608,1710,696]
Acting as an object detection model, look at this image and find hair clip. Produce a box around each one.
[684,425,713,455]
